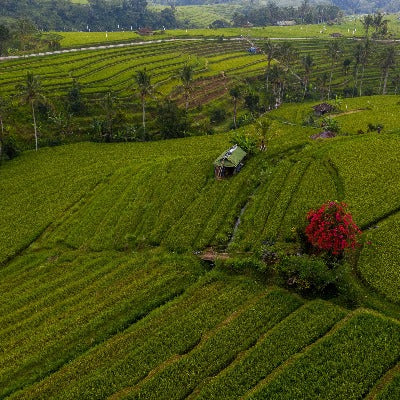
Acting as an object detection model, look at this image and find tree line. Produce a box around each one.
[1,13,399,160]
[232,1,343,27]
[0,0,178,32]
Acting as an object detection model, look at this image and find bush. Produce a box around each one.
[306,201,362,256]
[321,117,340,133]
[2,135,20,159]
[209,108,226,124]
[274,254,339,294]
[230,130,257,154]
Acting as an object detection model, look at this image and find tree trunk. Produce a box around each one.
[353,65,359,98]
[328,64,334,100]
[31,100,38,151]
[142,95,146,134]
[359,64,366,97]
[185,91,189,111]
[0,115,3,163]
[233,98,237,129]
[382,69,389,95]
[266,58,272,92]
[302,75,308,100]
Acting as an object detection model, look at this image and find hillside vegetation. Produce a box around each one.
[2,93,400,398]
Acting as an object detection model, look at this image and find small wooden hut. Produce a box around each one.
[312,103,334,116]
[214,145,246,180]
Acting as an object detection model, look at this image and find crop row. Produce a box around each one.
[326,135,400,227]
[280,159,337,240]
[0,249,204,398]
[9,271,271,399]
[0,135,229,265]
[123,289,303,399]
[358,211,400,304]
[194,300,346,400]
[248,310,400,400]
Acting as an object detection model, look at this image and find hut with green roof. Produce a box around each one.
[214,145,246,180]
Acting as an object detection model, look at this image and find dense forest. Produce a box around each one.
[333,0,400,13]
[232,2,343,27]
[0,0,178,31]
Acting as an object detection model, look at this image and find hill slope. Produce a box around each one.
[2,96,400,398]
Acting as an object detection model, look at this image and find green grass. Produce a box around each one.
[9,271,268,399]
[2,92,400,398]
[247,310,400,400]
[124,289,302,399]
[358,212,400,304]
[194,300,347,400]
[0,248,204,398]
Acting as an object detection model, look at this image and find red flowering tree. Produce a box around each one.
[305,201,362,255]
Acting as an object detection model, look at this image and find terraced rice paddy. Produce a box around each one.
[3,27,400,397]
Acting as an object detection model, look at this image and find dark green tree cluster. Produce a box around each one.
[0,0,178,32]
[232,1,342,27]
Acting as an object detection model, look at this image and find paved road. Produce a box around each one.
[0,36,333,62]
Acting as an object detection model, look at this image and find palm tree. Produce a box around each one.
[101,91,117,141]
[317,72,329,100]
[302,54,314,100]
[269,64,285,107]
[0,96,8,163]
[361,14,374,38]
[392,73,400,94]
[179,64,194,111]
[134,69,153,134]
[359,39,372,96]
[229,85,242,129]
[16,72,45,151]
[380,46,396,95]
[276,42,298,72]
[372,13,388,38]
[262,39,277,92]
[326,40,343,100]
[352,43,363,97]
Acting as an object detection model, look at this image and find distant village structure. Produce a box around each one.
[137,28,154,36]
[277,20,296,26]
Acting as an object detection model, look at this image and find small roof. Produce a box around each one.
[214,145,246,167]
[310,131,336,140]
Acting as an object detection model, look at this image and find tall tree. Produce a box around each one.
[229,85,242,129]
[359,39,372,97]
[380,46,396,95]
[0,24,11,56]
[276,42,298,72]
[372,13,388,38]
[134,69,153,134]
[302,54,314,100]
[101,91,117,141]
[361,14,374,38]
[0,96,10,163]
[67,79,85,115]
[262,39,277,92]
[352,43,363,96]
[326,40,343,100]
[16,72,45,151]
[179,64,194,111]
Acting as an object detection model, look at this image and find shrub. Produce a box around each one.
[2,134,20,159]
[305,201,362,256]
[274,254,339,294]
[230,130,257,154]
[321,117,340,133]
[209,108,226,124]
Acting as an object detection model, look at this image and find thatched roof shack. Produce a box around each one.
[214,145,246,180]
[312,103,335,116]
